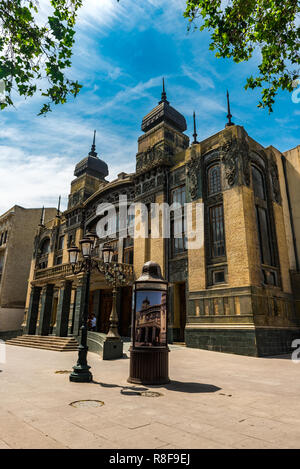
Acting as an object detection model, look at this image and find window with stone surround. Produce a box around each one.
[170,186,187,257]
[209,205,226,258]
[251,163,279,286]
[207,164,221,196]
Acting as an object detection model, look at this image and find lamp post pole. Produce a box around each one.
[68,232,97,383]
[70,265,92,382]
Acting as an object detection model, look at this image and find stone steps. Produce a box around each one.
[5,335,78,352]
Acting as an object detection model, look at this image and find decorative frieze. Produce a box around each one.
[186,146,201,201]
[136,142,172,175]
[220,136,251,188]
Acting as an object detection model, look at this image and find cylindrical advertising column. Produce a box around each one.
[128,261,170,385]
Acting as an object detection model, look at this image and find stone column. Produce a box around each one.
[73,275,87,337]
[56,281,72,337]
[37,284,54,336]
[26,286,42,335]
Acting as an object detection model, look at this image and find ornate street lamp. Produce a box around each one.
[67,231,100,383]
[68,232,134,369]
[102,244,114,264]
[100,243,127,359]
[128,261,170,385]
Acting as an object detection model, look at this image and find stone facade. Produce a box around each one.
[0,205,56,338]
[23,86,300,357]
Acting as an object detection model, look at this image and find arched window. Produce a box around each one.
[251,165,265,200]
[208,164,221,195]
[40,238,50,255]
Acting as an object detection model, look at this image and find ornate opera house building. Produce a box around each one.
[10,84,300,357]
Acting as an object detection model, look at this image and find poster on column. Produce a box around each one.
[134,290,167,347]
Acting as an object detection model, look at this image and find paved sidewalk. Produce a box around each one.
[0,344,299,449]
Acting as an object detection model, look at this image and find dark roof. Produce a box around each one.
[141,100,187,133]
[74,154,108,179]
[74,131,109,180]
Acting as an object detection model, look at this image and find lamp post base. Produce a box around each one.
[69,365,93,383]
[102,337,123,360]
[128,347,170,385]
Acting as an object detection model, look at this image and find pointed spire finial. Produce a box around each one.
[56,195,61,218]
[192,111,199,144]
[89,130,97,157]
[39,206,45,227]
[159,77,169,104]
[226,90,235,127]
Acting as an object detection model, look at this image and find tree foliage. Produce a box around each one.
[0,0,83,115]
[184,0,300,112]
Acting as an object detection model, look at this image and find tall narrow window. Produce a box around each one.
[170,186,187,257]
[251,164,278,285]
[208,164,221,196]
[209,205,225,258]
[256,206,272,265]
[252,165,265,200]
[171,186,186,205]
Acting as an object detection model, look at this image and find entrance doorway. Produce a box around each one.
[98,290,113,334]
[120,286,132,337]
[174,282,186,342]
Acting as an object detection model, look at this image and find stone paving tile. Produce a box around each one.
[232,438,282,449]
[0,411,67,449]
[104,436,168,450]
[127,422,229,449]
[0,439,11,449]
[1,345,300,449]
[22,414,107,449]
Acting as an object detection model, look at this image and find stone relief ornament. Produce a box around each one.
[136,142,171,174]
[241,140,251,186]
[220,137,250,187]
[220,138,239,187]
[270,158,281,204]
[186,146,201,201]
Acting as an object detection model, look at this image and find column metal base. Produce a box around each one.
[128,346,170,385]
[69,364,93,383]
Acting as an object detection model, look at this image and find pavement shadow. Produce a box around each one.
[92,379,220,394]
[162,380,221,394]
[92,380,149,395]
[264,354,291,360]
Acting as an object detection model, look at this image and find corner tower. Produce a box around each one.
[68,131,109,209]
[134,80,189,276]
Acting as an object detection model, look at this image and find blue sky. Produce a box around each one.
[0,0,299,214]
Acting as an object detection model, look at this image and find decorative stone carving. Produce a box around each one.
[140,194,156,205]
[220,138,239,187]
[142,179,155,193]
[170,167,185,188]
[241,141,251,186]
[220,137,250,187]
[33,234,40,259]
[186,146,201,201]
[270,158,281,204]
[136,142,171,174]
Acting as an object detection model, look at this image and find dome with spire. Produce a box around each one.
[141,79,187,133]
[74,130,109,180]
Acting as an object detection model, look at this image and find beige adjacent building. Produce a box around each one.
[0,205,56,338]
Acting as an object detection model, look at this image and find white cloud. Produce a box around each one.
[182,65,215,90]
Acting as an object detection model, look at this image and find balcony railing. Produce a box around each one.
[34,263,73,280]
[34,260,135,282]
